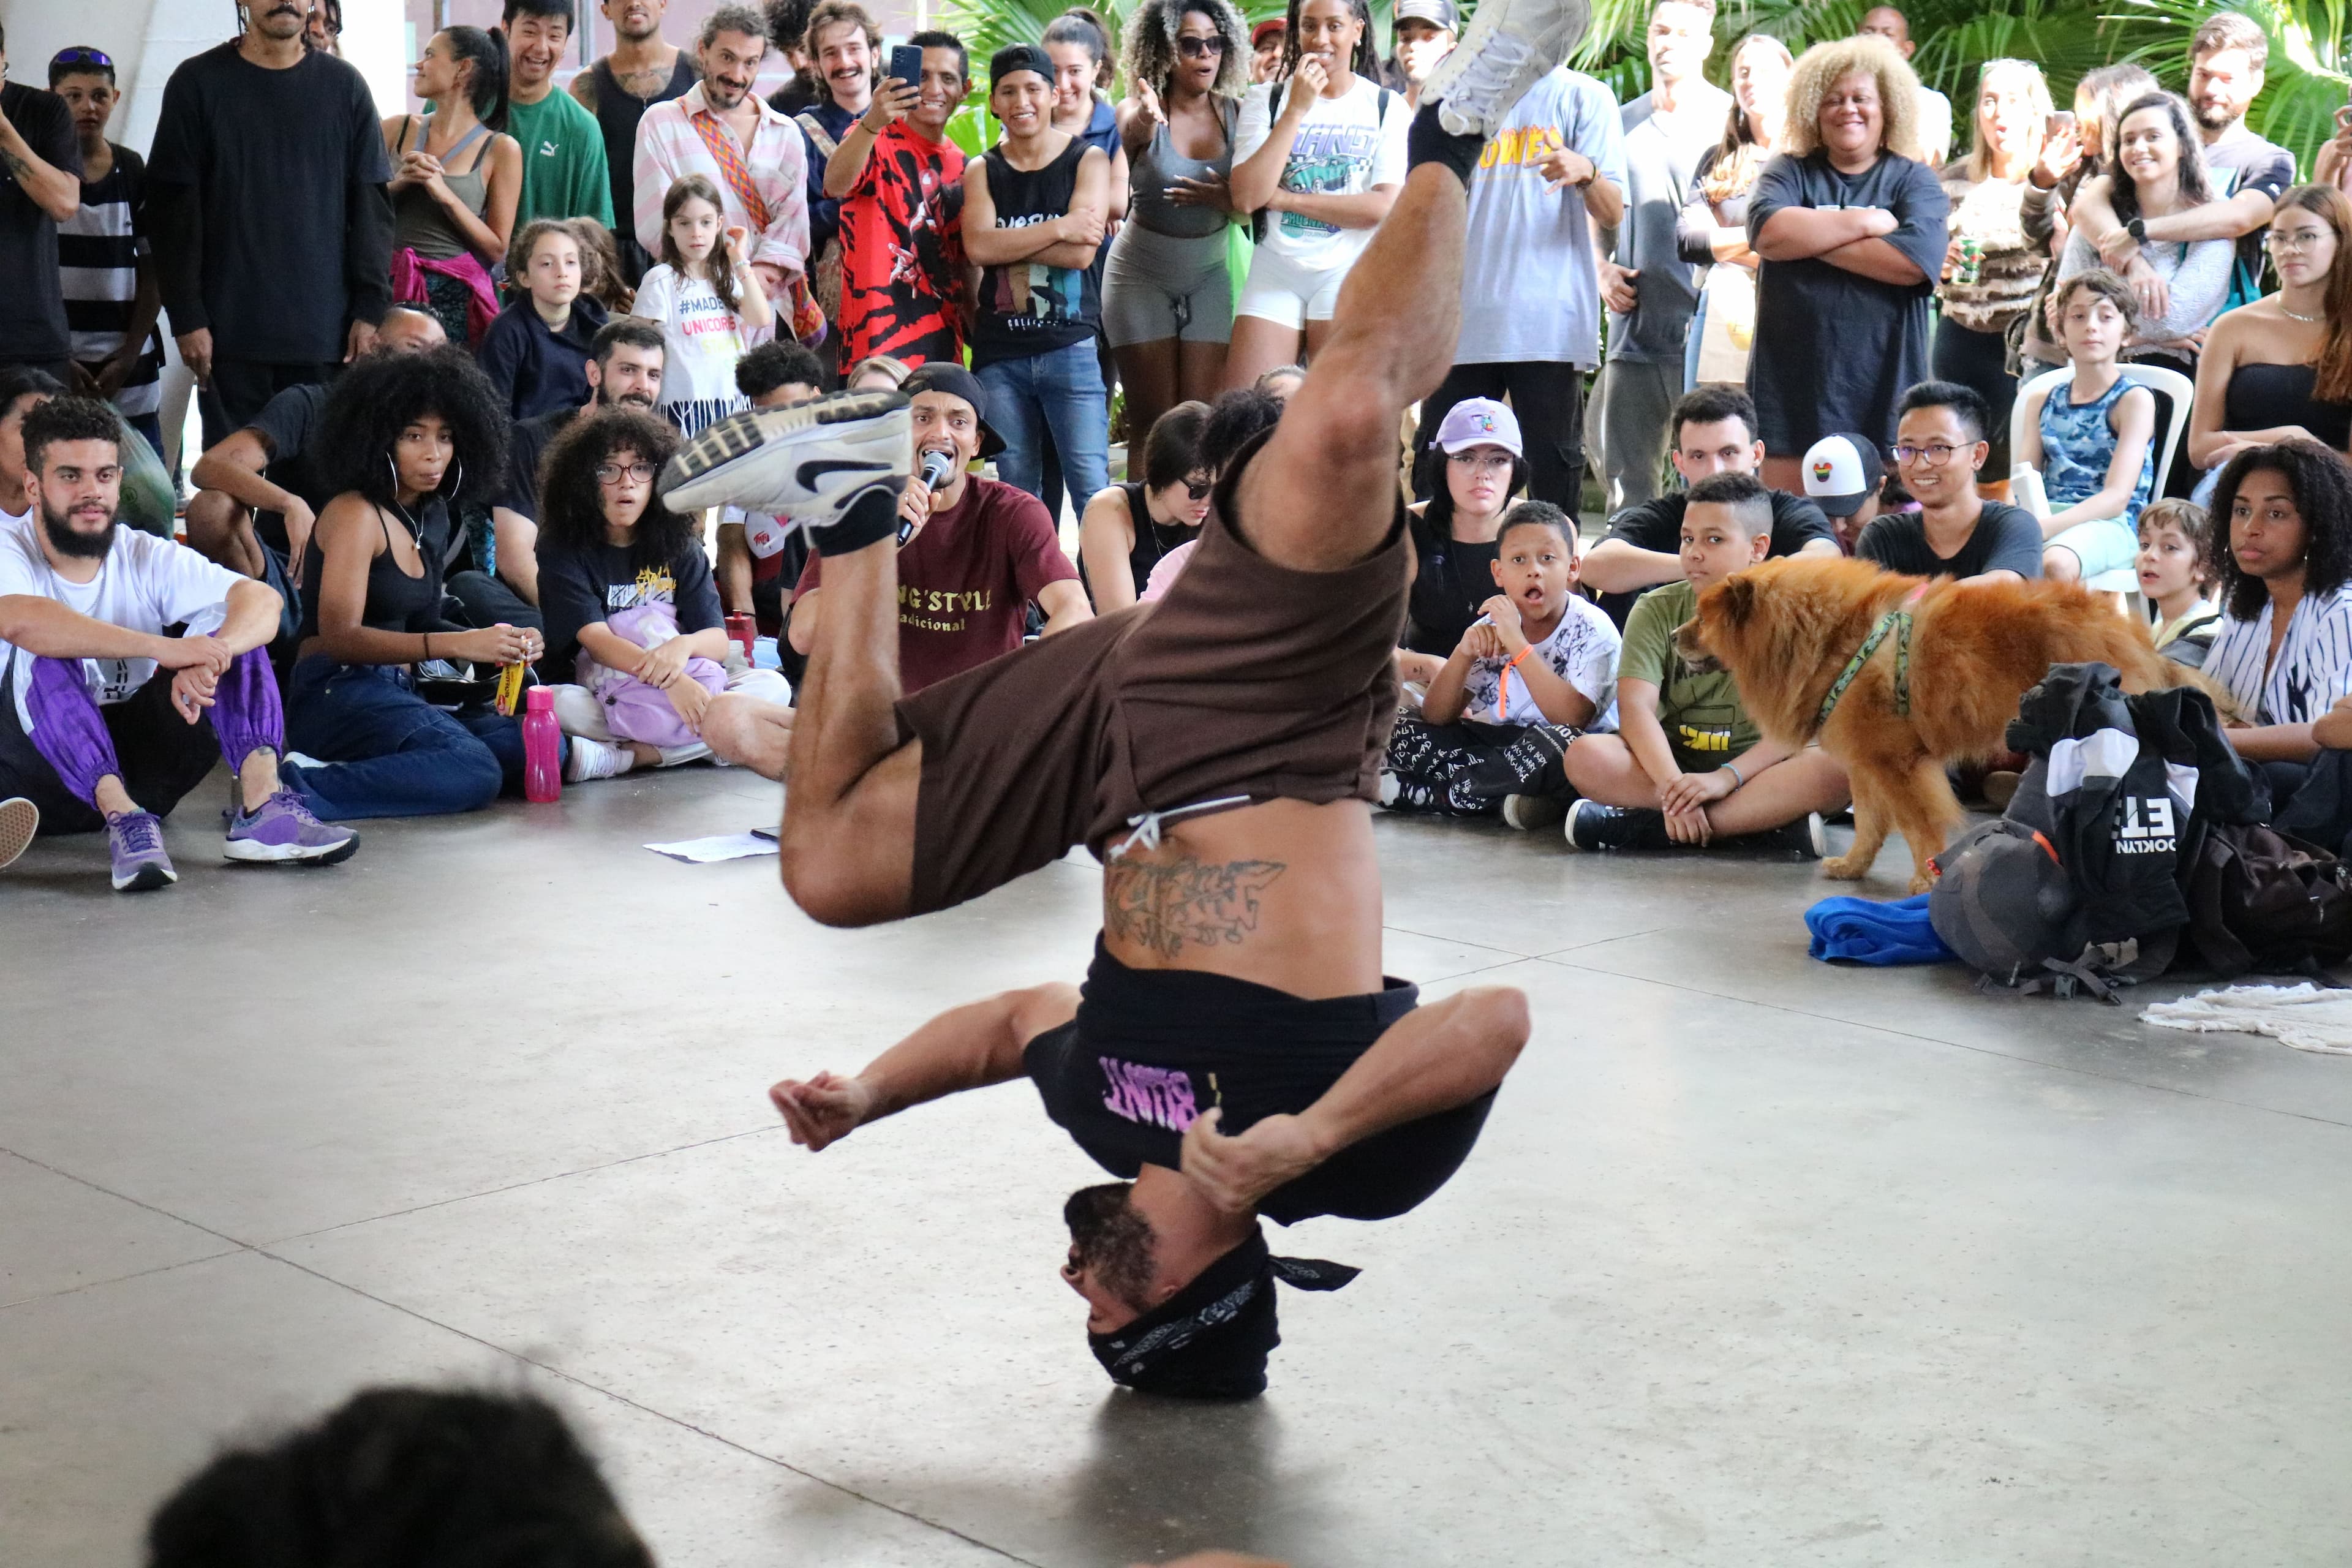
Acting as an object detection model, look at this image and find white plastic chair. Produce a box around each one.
[2008,361,2195,601]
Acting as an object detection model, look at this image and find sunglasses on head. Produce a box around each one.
[51,47,116,69]
[1177,36,1227,58]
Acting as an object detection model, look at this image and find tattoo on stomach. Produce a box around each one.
[1104,854,1287,959]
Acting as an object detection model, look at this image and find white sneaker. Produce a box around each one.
[0,796,36,872]
[655,741,714,768]
[564,735,635,783]
[658,388,913,521]
[1421,0,1591,138]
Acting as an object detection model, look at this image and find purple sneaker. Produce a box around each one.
[108,810,177,891]
[225,788,360,866]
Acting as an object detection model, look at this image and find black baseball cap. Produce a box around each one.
[988,43,1054,90]
[900,362,1006,459]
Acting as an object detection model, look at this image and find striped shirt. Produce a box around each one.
[2204,582,2352,726]
[58,146,162,417]
[630,85,808,279]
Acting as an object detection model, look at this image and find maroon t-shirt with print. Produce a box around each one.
[797,476,1077,692]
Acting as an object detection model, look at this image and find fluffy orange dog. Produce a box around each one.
[1674,556,2214,893]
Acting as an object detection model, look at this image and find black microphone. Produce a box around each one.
[900,450,956,546]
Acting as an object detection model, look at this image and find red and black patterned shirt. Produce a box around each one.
[836,121,967,371]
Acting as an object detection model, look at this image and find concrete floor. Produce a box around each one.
[5,766,2351,1567]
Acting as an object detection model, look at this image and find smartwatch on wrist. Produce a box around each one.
[2125,216,2148,245]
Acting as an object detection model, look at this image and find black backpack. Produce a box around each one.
[2183,822,2352,978]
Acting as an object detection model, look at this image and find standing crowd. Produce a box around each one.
[10,0,2352,889]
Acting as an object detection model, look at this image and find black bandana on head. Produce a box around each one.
[1087,1230,1359,1400]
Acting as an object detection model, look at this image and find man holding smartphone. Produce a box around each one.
[823,30,974,371]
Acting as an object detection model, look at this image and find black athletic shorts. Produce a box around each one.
[1024,941,1496,1225]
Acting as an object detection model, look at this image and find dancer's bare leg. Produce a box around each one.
[774,488,921,925]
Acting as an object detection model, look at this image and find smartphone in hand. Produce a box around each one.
[888,42,924,88]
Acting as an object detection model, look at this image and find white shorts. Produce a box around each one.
[1234,239,1359,330]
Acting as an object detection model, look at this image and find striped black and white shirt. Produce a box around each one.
[58,145,162,418]
[2205,581,2352,726]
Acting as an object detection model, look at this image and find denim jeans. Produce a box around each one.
[976,340,1110,514]
[284,657,550,820]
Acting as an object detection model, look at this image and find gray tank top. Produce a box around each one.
[392,117,492,260]
[1129,96,1237,240]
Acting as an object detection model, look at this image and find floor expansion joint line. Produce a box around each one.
[0,1145,256,1250]
[1,1246,251,1314]
[258,1250,1044,1567]
[1534,952,2352,1131]
[265,1123,790,1246]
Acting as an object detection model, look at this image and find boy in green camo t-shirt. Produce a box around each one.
[1557,471,1852,853]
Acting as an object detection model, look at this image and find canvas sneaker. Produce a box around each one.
[224,788,360,865]
[0,795,36,872]
[1563,799,1672,853]
[564,735,636,783]
[658,388,912,524]
[1420,0,1592,138]
[108,810,176,891]
[1744,812,1827,861]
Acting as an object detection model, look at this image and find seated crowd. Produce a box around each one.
[12,0,2352,893]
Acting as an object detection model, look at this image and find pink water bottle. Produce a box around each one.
[522,686,562,803]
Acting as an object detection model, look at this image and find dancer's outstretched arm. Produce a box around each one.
[1177,986,1529,1212]
[769,983,1080,1150]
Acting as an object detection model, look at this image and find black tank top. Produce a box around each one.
[2223,360,2352,454]
[591,52,701,239]
[970,137,1101,368]
[298,498,451,647]
[1080,482,1200,603]
[1404,511,1501,657]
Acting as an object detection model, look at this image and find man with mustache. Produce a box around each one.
[631,5,810,319]
[0,396,356,887]
[502,0,616,230]
[571,0,701,284]
[146,0,395,447]
[786,0,885,342]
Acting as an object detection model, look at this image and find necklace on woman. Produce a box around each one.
[2283,301,2323,323]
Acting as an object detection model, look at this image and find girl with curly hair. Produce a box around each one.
[1746,35,1949,497]
[533,407,796,782]
[2201,440,2352,770]
[1106,0,1251,440]
[284,348,550,820]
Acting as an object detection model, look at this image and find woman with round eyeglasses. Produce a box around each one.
[1394,397,1534,687]
[532,407,795,783]
[1104,0,1253,443]
[1077,399,1215,612]
[2188,184,2352,473]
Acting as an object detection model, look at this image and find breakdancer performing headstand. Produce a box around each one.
[659,0,1589,1397]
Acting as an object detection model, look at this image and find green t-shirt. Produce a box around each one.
[1618,579,1760,766]
[505,89,613,228]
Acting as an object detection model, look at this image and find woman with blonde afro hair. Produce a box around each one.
[1746,34,1951,494]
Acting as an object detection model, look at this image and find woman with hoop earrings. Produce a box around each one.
[279,347,556,819]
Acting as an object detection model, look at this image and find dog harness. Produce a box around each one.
[1817,586,1929,728]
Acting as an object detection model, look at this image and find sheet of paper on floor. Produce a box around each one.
[644,832,781,864]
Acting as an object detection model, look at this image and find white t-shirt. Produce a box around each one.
[1235,75,1409,271]
[1458,594,1622,730]
[0,501,28,541]
[0,522,241,720]
[1915,85,1953,167]
[631,263,767,419]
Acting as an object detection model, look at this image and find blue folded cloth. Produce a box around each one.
[1804,892,1956,965]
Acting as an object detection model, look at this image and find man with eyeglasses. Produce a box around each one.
[0,24,86,383]
[786,362,1089,695]
[1855,380,2043,585]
